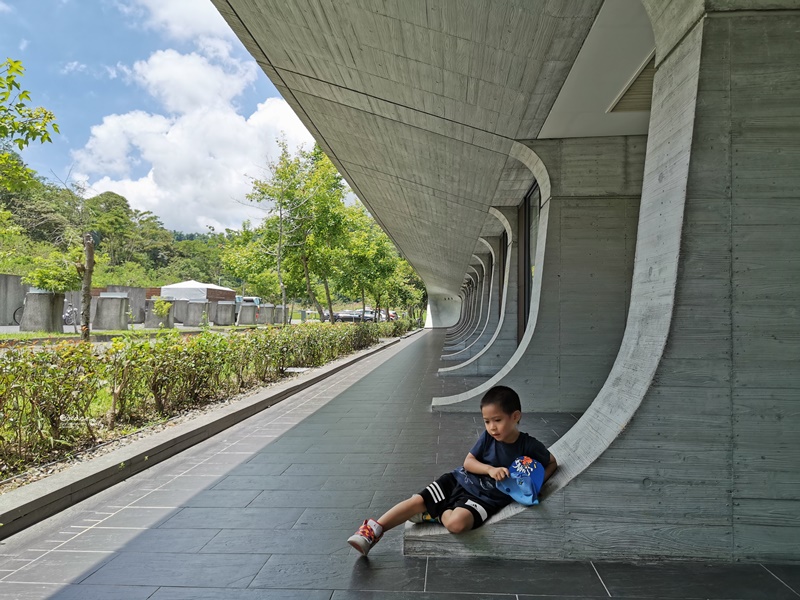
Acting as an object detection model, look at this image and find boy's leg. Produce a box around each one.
[377,494,427,530]
[439,507,475,534]
[347,494,426,556]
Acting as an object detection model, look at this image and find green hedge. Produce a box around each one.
[0,321,411,477]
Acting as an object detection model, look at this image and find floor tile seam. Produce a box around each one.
[761,564,800,597]
[590,561,613,598]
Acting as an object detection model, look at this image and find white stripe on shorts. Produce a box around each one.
[426,482,444,503]
[465,499,488,522]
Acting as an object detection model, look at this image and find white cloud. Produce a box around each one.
[72,0,315,232]
[61,61,88,74]
[130,47,256,114]
[19,38,29,51]
[120,0,233,41]
[74,98,314,232]
[0,2,11,13]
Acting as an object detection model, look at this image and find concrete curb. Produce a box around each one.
[0,331,420,539]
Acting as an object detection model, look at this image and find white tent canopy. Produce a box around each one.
[160,280,236,301]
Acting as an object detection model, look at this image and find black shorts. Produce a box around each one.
[417,472,497,529]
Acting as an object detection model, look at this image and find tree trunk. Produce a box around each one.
[277,204,288,326]
[81,233,95,342]
[301,255,325,321]
[323,278,334,325]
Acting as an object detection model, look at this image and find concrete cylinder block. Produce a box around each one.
[19,291,64,333]
[144,298,174,329]
[260,304,274,325]
[184,301,210,327]
[93,296,129,331]
[214,301,236,326]
[237,304,256,325]
[173,300,189,323]
[256,305,269,324]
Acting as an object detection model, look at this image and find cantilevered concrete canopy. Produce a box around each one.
[212,0,654,310]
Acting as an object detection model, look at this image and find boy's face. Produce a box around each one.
[481,402,521,444]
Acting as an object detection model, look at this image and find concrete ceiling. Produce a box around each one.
[212,0,655,297]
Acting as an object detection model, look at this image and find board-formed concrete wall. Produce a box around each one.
[411,8,800,562]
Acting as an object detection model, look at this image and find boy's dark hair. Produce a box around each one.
[480,385,521,415]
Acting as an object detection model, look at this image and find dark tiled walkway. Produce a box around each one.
[0,331,798,599]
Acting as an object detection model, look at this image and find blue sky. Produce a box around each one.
[0,0,314,232]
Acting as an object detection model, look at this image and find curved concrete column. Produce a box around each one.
[444,256,490,354]
[444,267,482,348]
[434,136,644,410]
[438,207,516,376]
[449,273,477,338]
[442,240,497,361]
[414,28,695,555]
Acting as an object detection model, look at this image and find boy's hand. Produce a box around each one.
[487,466,509,481]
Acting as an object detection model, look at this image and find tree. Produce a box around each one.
[245,140,350,323]
[337,203,397,317]
[0,59,59,192]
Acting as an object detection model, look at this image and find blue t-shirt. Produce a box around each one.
[452,431,550,508]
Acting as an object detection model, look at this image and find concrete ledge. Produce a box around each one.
[0,333,418,539]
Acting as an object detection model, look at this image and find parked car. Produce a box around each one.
[334,309,374,322]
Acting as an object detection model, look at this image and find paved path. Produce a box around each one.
[0,330,797,599]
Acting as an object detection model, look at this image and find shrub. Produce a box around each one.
[0,321,410,477]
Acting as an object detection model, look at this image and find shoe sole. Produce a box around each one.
[347,537,369,556]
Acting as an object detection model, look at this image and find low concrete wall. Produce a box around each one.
[261,304,274,325]
[108,286,146,323]
[237,304,256,325]
[173,300,188,323]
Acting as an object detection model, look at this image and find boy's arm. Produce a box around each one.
[544,453,558,481]
[464,452,509,481]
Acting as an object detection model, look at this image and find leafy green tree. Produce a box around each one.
[22,246,83,293]
[336,203,397,316]
[246,141,349,322]
[84,191,136,266]
[0,59,59,192]
[2,180,83,248]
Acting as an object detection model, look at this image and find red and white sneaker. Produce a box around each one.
[347,519,383,556]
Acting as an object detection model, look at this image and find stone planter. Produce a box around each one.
[144,298,175,329]
[19,291,64,333]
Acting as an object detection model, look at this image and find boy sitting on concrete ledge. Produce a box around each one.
[347,385,558,556]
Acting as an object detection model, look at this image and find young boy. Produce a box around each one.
[347,385,558,556]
